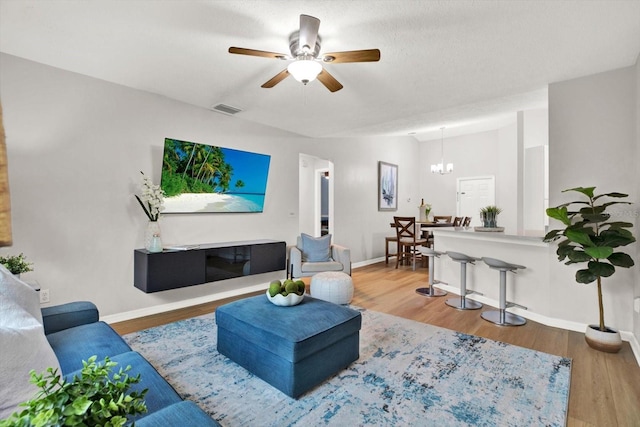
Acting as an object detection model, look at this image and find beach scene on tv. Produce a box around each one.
[161,138,271,213]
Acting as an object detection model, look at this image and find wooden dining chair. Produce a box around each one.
[393,216,428,270]
[432,215,452,223]
[463,216,472,227]
[453,216,463,227]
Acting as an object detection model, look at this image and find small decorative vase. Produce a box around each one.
[585,324,622,353]
[483,213,497,228]
[145,221,163,252]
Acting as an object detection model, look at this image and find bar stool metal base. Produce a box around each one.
[416,286,447,297]
[445,297,482,310]
[416,248,447,298]
[481,310,527,326]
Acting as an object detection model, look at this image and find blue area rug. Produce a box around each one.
[123,307,571,426]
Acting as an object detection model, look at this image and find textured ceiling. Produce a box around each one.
[1,0,639,141]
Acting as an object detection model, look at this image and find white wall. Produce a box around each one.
[548,65,638,332]
[419,130,498,217]
[497,121,518,232]
[523,109,549,232]
[0,54,310,317]
[419,125,519,230]
[299,136,420,262]
[0,54,421,318]
[2,52,637,338]
[635,52,640,343]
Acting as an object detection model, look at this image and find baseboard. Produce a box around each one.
[101,283,268,324]
[435,282,640,366]
[353,258,385,268]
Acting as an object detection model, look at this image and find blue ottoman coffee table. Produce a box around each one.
[216,294,361,398]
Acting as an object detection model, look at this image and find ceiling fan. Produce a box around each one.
[228,14,380,92]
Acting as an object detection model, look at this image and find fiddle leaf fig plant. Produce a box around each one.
[543,187,635,332]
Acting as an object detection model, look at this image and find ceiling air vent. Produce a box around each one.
[211,103,242,116]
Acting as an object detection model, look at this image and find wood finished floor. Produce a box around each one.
[111,262,640,426]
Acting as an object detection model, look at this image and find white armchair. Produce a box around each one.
[288,234,351,279]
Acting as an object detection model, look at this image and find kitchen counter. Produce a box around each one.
[431,227,547,247]
[429,227,554,325]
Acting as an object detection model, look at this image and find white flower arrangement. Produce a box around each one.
[135,171,165,221]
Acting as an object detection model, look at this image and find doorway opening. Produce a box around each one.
[320,171,329,235]
[299,154,334,237]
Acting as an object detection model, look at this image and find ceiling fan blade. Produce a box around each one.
[298,14,320,54]
[229,47,289,60]
[261,69,290,88]
[321,49,381,63]
[317,69,343,92]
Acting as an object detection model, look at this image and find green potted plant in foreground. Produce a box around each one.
[543,187,635,353]
[0,355,147,427]
[0,253,33,277]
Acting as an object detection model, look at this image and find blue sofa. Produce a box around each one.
[42,301,219,426]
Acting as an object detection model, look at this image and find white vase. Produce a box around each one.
[584,324,622,353]
[145,221,163,252]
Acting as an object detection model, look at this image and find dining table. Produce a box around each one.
[389,220,454,237]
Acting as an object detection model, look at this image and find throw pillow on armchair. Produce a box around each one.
[300,233,332,262]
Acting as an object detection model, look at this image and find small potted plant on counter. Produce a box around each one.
[543,187,635,353]
[0,253,33,278]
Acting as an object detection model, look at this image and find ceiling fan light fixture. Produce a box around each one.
[287,59,322,84]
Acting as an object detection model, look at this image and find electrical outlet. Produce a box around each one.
[39,288,50,304]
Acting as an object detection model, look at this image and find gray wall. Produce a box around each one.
[1,52,638,341]
[0,54,416,317]
[548,64,638,336]
[0,53,306,316]
[636,52,640,342]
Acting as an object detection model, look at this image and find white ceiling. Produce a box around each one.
[1,0,639,141]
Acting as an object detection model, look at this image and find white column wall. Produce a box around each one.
[548,65,638,332]
[635,52,640,343]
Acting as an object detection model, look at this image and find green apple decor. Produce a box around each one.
[266,279,305,306]
[543,187,635,353]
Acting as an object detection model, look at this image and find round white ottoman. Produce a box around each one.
[310,271,354,305]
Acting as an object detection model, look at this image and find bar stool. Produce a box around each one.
[445,251,483,310]
[481,257,527,326]
[415,247,447,297]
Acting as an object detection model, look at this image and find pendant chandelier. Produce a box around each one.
[430,127,453,175]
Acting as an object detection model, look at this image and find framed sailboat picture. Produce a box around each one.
[378,161,397,211]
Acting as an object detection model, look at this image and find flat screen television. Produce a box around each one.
[160,138,271,213]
